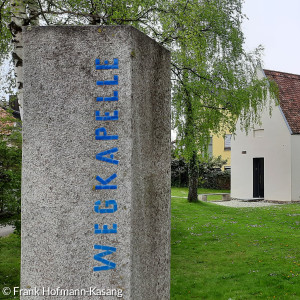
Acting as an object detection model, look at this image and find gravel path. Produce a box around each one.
[171,196,281,208]
[0,225,14,237]
[212,200,280,208]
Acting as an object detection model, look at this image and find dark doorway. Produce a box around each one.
[253,158,264,198]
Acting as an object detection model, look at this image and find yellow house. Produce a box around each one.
[209,133,232,171]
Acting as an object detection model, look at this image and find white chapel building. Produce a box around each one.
[231,68,300,202]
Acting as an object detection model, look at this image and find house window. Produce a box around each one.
[208,136,213,157]
[253,129,264,138]
[224,134,232,150]
[224,166,231,172]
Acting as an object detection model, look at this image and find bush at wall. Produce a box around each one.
[199,168,231,190]
[171,155,230,190]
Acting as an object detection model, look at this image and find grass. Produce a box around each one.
[172,187,230,201]
[171,189,300,299]
[0,234,20,300]
[0,188,299,299]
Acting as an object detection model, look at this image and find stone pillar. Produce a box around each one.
[22,26,170,300]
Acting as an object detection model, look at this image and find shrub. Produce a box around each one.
[171,155,230,190]
[0,108,21,233]
[198,156,230,189]
[171,157,188,187]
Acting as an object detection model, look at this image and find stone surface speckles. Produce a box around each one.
[22,26,170,300]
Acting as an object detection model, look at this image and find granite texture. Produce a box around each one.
[22,26,170,299]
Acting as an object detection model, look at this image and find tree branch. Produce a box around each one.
[0,0,8,11]
[37,0,49,25]
[171,67,228,111]
[171,62,214,84]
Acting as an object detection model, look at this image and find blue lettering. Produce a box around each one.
[97,91,118,102]
[94,173,117,190]
[96,148,119,165]
[93,57,120,272]
[97,75,118,86]
[94,223,117,234]
[95,58,119,70]
[94,200,118,213]
[95,110,119,121]
[93,245,116,271]
[95,128,118,140]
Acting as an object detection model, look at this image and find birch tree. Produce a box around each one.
[5,0,39,118]
[0,0,277,202]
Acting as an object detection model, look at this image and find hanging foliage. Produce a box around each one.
[0,0,278,202]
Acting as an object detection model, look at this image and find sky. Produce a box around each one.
[242,0,300,75]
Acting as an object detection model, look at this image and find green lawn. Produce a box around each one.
[1,188,300,300]
[171,189,300,299]
[0,234,20,300]
[172,187,230,201]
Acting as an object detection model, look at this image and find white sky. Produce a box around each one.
[242,0,300,75]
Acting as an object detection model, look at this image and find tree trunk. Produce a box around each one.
[10,0,39,120]
[188,152,199,202]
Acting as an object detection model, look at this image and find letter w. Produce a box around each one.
[93,245,116,271]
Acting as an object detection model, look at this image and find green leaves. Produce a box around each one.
[0,0,12,62]
[0,0,278,167]
[0,109,21,218]
[166,0,277,161]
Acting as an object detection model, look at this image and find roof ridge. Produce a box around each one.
[263,69,300,79]
[264,69,300,134]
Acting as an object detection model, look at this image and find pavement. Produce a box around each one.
[0,225,14,237]
[212,200,281,208]
[171,196,282,208]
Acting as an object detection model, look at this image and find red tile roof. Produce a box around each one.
[264,69,300,134]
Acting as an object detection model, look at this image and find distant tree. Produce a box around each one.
[0,0,278,202]
[0,107,21,232]
[167,1,278,201]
